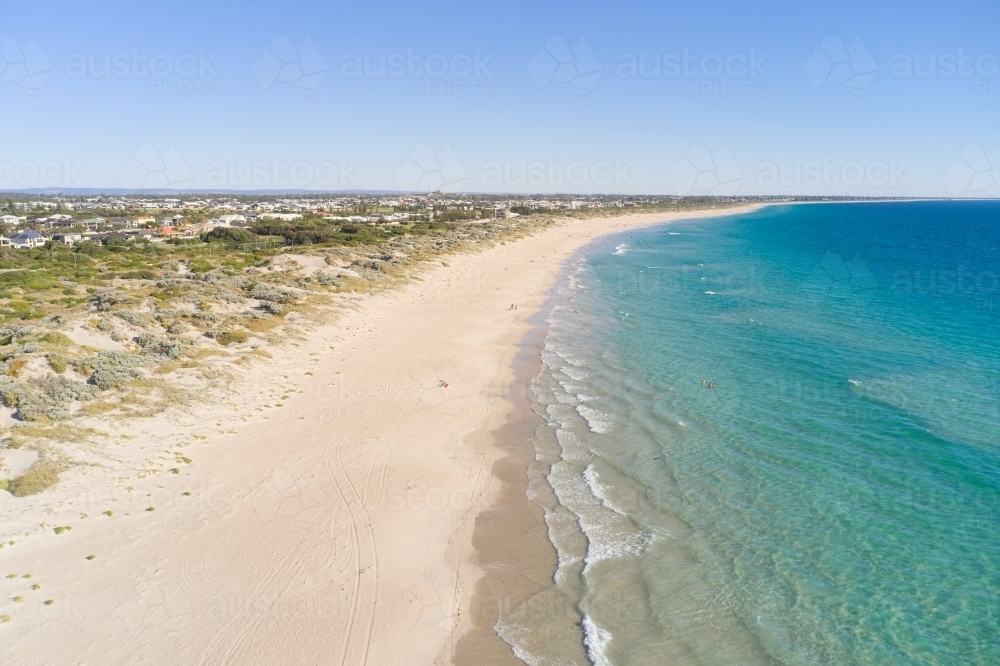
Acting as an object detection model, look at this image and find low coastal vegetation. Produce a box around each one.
[0,196,744,497]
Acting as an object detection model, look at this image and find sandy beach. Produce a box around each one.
[0,206,758,665]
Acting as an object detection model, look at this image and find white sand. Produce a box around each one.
[0,207,758,664]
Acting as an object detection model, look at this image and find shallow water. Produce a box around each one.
[513,202,1000,666]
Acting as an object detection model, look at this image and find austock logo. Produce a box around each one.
[479,157,634,192]
[1,35,52,100]
[943,144,999,196]
[340,48,495,96]
[527,35,603,97]
[392,144,468,193]
[891,49,998,79]
[0,156,83,188]
[667,144,743,195]
[755,157,910,195]
[252,35,327,94]
[65,47,220,96]
[803,251,879,309]
[205,157,360,189]
[117,143,194,191]
[616,48,770,97]
[802,35,878,105]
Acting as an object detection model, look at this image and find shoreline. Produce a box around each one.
[0,205,762,665]
[450,204,766,664]
[452,292,557,665]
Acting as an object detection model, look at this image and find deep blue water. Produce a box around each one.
[521,202,1000,665]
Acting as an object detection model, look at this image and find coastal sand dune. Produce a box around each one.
[0,208,755,665]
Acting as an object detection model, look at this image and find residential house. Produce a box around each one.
[156,226,194,238]
[157,214,185,226]
[52,233,83,245]
[0,236,10,247]
[10,231,46,249]
[219,214,246,226]
[0,214,21,226]
[96,232,130,244]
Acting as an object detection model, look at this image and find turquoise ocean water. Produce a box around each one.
[517,202,1000,665]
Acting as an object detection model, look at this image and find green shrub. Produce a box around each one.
[214,330,249,346]
[188,259,214,273]
[40,332,73,346]
[6,358,28,377]
[116,310,152,327]
[202,227,256,243]
[47,355,67,374]
[7,464,63,496]
[92,290,138,310]
[117,270,157,280]
[84,350,154,390]
[0,375,98,420]
[0,271,32,286]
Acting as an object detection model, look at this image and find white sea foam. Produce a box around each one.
[544,510,584,572]
[579,470,651,568]
[583,464,625,516]
[545,403,578,429]
[555,428,590,462]
[562,366,589,381]
[555,377,581,391]
[525,465,548,504]
[554,391,579,405]
[576,405,613,433]
[668,231,680,235]
[547,343,587,368]
[848,379,863,386]
[550,462,648,571]
[548,460,600,510]
[494,619,545,666]
[613,243,629,255]
[567,263,588,290]
[705,290,716,295]
[583,521,650,569]
[582,614,614,666]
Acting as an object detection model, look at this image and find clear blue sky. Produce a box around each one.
[2,0,999,196]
